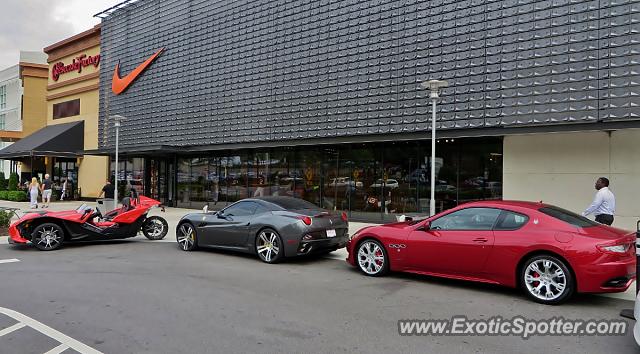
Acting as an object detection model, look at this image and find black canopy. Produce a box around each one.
[0,121,84,159]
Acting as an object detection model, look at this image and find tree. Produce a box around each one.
[8,172,18,191]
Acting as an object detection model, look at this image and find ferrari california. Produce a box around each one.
[177,197,348,263]
[347,201,635,304]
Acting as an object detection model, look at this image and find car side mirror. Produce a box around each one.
[217,212,226,219]
[418,222,430,232]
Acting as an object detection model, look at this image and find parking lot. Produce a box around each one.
[0,201,637,353]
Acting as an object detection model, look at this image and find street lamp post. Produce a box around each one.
[110,115,125,211]
[421,80,448,216]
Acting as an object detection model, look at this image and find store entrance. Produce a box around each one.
[148,158,174,206]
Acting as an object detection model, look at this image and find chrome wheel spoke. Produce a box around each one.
[525,259,567,301]
[358,242,384,275]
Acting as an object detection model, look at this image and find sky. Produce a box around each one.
[0,0,123,69]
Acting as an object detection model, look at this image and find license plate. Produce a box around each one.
[326,229,337,238]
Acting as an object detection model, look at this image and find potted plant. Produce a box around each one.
[0,209,12,235]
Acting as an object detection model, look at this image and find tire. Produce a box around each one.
[356,239,389,277]
[520,254,575,305]
[176,222,198,251]
[255,228,284,264]
[142,216,169,240]
[32,223,64,251]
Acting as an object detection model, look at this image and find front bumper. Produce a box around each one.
[8,224,28,244]
[295,235,348,256]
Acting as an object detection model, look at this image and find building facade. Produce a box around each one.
[43,25,108,198]
[0,51,48,175]
[95,0,640,226]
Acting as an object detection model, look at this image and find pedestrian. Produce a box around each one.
[28,177,40,209]
[582,177,615,225]
[41,173,53,208]
[60,178,67,201]
[97,179,115,199]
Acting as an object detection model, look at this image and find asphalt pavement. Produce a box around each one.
[0,200,637,353]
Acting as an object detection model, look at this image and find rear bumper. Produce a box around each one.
[576,256,636,293]
[295,235,348,256]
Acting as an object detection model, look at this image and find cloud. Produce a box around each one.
[0,0,118,69]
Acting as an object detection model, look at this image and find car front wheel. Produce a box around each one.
[356,239,389,276]
[177,223,198,251]
[32,223,64,251]
[520,255,574,305]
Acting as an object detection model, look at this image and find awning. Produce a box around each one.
[0,121,84,159]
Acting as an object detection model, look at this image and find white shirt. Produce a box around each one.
[583,186,615,216]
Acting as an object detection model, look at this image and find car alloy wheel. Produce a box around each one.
[357,240,388,276]
[256,229,282,263]
[142,216,168,240]
[32,223,64,251]
[177,223,197,251]
[522,255,574,304]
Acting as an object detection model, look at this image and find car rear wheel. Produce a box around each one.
[32,223,64,251]
[256,229,283,264]
[177,223,198,251]
[142,216,168,240]
[520,255,574,305]
[356,240,389,276]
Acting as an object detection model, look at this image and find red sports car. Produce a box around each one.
[347,201,636,304]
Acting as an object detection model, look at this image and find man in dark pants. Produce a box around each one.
[582,177,615,225]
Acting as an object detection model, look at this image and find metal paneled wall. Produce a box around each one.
[98,0,640,149]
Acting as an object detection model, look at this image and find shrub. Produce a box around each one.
[8,173,18,191]
[0,210,11,228]
[0,191,8,200]
[7,191,27,202]
[0,172,6,190]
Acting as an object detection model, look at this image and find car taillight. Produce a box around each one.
[597,243,631,254]
[341,211,348,222]
[298,216,312,226]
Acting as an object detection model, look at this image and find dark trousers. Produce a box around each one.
[595,214,614,226]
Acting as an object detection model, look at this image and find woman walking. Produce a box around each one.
[28,177,40,209]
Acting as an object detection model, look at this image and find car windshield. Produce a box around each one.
[75,203,89,214]
[538,206,599,228]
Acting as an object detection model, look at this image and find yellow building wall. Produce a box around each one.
[503,129,640,231]
[46,44,107,198]
[22,76,48,136]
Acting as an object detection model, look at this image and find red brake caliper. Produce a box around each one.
[375,250,383,265]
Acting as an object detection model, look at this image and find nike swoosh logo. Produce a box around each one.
[112,48,164,95]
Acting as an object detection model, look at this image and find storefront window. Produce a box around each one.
[52,158,78,200]
[132,137,502,220]
[110,157,145,199]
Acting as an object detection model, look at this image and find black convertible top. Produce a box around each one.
[251,196,321,211]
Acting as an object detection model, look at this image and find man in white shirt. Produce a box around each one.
[582,177,615,225]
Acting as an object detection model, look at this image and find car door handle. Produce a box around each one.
[472,238,488,243]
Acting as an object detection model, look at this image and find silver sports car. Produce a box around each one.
[176,197,349,263]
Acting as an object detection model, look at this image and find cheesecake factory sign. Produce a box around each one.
[51,53,101,81]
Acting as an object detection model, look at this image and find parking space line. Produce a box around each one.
[0,307,103,354]
[0,258,20,264]
[44,344,70,354]
[0,322,26,336]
